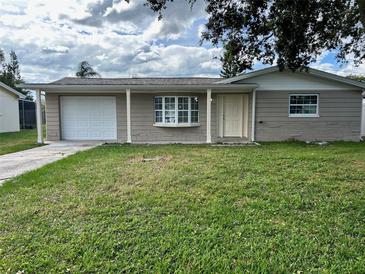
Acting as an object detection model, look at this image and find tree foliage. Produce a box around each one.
[142,0,365,77]
[0,50,27,96]
[76,61,101,78]
[0,49,4,65]
[347,74,365,81]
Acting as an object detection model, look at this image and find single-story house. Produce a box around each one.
[0,82,25,133]
[20,66,365,144]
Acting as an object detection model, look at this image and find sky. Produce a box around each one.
[0,0,364,83]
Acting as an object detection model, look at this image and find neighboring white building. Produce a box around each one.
[0,82,25,133]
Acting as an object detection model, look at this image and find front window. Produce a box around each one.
[289,94,319,117]
[154,96,199,125]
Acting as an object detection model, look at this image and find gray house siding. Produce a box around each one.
[45,92,226,143]
[45,93,60,141]
[254,90,363,141]
[43,72,362,143]
[130,93,209,143]
[235,71,355,91]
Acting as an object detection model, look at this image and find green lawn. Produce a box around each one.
[0,128,43,155]
[1,143,365,272]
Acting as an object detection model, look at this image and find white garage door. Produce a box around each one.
[61,96,117,140]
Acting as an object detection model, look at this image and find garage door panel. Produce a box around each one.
[61,96,117,140]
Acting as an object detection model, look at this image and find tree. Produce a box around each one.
[76,61,101,78]
[347,74,365,81]
[0,50,23,91]
[0,49,4,65]
[142,0,365,77]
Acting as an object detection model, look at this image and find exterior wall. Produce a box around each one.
[45,93,127,142]
[44,87,361,143]
[254,90,363,141]
[236,71,354,90]
[0,87,20,133]
[131,93,208,143]
[44,91,244,143]
[45,93,60,140]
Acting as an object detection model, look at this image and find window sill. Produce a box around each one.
[153,123,200,128]
[288,114,319,118]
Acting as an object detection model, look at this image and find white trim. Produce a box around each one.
[153,123,200,128]
[35,89,43,144]
[0,82,25,98]
[154,96,199,125]
[288,93,319,118]
[206,89,212,143]
[251,89,256,142]
[126,88,132,143]
[215,66,365,89]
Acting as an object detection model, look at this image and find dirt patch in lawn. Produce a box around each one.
[127,155,172,164]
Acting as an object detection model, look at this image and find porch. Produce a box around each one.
[22,81,258,144]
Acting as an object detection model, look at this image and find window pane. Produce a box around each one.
[165,97,175,110]
[165,111,175,123]
[290,95,317,115]
[191,97,199,110]
[303,105,317,114]
[154,97,162,110]
[309,96,317,104]
[191,111,199,123]
[178,97,189,110]
[155,111,163,123]
[178,111,189,123]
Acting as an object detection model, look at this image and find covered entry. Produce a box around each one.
[60,96,117,140]
[217,94,249,138]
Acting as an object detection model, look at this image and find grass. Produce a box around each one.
[0,128,44,156]
[0,142,364,272]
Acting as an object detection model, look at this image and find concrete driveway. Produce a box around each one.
[0,141,101,184]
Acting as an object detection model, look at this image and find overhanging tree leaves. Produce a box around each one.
[142,0,365,77]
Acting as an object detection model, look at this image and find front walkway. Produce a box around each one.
[0,141,101,184]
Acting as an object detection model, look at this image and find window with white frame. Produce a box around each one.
[154,96,199,125]
[289,94,319,117]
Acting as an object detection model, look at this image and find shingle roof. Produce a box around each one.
[50,77,221,85]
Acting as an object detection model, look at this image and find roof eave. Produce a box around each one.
[215,66,365,89]
[17,83,258,92]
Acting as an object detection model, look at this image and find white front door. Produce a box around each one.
[61,96,117,140]
[223,95,243,137]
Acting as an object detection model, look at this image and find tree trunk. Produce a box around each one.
[358,0,365,27]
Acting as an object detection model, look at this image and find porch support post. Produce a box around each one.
[35,89,43,144]
[251,89,257,142]
[126,88,132,143]
[206,88,212,143]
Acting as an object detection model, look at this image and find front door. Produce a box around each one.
[223,95,243,137]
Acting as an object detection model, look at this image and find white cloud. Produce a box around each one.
[1,0,362,84]
[0,0,219,83]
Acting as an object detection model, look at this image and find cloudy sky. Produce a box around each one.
[0,0,364,83]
